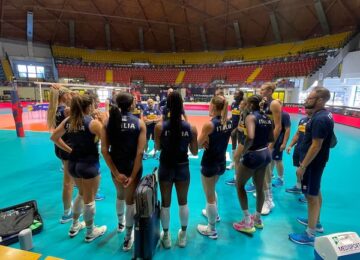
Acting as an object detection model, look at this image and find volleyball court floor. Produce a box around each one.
[0,108,359,260]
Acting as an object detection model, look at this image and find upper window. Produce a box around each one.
[17,65,45,79]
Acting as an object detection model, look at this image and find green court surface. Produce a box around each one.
[0,114,359,260]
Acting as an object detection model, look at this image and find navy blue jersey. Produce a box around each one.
[143,107,161,126]
[237,111,248,145]
[56,105,70,143]
[264,98,273,121]
[65,115,99,162]
[295,116,310,150]
[249,111,273,150]
[56,105,66,127]
[160,120,192,165]
[132,102,144,118]
[201,116,232,167]
[107,112,141,174]
[299,109,334,166]
[275,111,291,145]
[281,111,291,134]
[231,101,241,129]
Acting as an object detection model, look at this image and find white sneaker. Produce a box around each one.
[201,209,221,222]
[68,221,85,237]
[226,162,234,170]
[261,201,273,216]
[122,230,134,251]
[161,231,172,249]
[197,224,218,239]
[269,199,275,209]
[177,229,187,248]
[85,225,107,243]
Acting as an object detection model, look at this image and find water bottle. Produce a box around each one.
[18,228,33,250]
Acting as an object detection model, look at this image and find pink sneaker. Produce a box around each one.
[251,215,264,229]
[233,219,256,234]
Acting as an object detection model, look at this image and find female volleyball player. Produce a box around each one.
[197,95,232,239]
[154,91,198,248]
[227,90,244,170]
[47,85,74,224]
[101,92,146,251]
[51,94,107,242]
[259,82,282,215]
[233,95,274,234]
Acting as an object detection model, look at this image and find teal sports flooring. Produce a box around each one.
[0,113,359,260]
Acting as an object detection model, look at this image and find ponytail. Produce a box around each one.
[68,94,92,132]
[221,99,228,125]
[211,95,228,125]
[47,88,60,129]
[166,91,184,159]
[47,86,70,129]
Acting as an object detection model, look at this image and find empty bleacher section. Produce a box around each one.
[56,57,325,85]
[52,32,352,65]
[254,58,324,82]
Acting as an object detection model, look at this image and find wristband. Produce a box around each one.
[299,165,306,170]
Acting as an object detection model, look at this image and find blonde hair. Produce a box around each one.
[262,82,277,93]
[47,86,70,129]
[211,95,228,125]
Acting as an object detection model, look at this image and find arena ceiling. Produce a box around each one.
[0,0,359,52]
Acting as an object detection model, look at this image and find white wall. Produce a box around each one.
[0,38,52,58]
[0,86,50,101]
[341,51,360,79]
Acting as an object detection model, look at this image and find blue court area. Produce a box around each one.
[0,114,360,260]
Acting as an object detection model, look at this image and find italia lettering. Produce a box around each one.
[164,130,189,137]
[258,119,272,125]
[216,123,232,132]
[122,123,136,129]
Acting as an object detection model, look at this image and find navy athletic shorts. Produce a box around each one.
[292,148,300,167]
[301,163,325,196]
[201,162,226,178]
[158,162,190,182]
[241,148,271,170]
[68,160,100,179]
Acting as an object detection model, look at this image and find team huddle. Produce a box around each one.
[48,82,334,251]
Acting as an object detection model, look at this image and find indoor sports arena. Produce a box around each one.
[0,1,360,259]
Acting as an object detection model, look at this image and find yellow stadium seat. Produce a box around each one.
[52,31,352,65]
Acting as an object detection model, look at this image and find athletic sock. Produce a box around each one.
[160,207,170,231]
[306,227,316,237]
[206,203,217,231]
[125,204,135,239]
[116,199,125,223]
[243,210,251,224]
[179,205,189,231]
